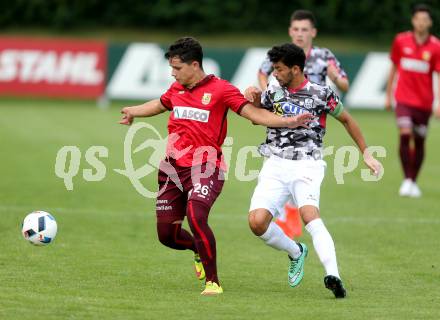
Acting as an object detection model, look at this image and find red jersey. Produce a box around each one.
[390,31,440,110]
[160,74,248,168]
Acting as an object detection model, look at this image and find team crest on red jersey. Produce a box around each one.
[202,93,212,105]
[422,51,431,61]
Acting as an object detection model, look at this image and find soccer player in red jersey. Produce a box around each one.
[385,4,440,197]
[119,37,312,295]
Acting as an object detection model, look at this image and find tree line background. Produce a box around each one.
[1,0,439,36]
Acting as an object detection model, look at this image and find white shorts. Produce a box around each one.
[249,156,326,218]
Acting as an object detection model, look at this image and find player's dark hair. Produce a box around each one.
[268,43,305,71]
[290,9,317,27]
[412,3,432,19]
[165,37,203,68]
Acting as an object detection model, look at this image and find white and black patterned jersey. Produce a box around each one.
[259,46,347,86]
[258,78,344,160]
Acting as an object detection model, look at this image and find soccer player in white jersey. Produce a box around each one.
[245,43,382,298]
[258,9,349,92]
[258,9,350,237]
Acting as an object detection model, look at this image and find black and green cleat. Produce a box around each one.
[324,275,346,298]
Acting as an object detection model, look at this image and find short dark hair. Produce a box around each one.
[268,43,305,71]
[164,37,203,67]
[290,9,317,27]
[412,3,432,19]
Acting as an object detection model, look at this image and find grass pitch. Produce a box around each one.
[0,99,439,319]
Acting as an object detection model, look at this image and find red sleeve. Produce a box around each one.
[159,84,175,111]
[222,80,249,114]
[435,42,440,72]
[390,35,401,65]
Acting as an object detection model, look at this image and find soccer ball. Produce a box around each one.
[22,211,57,246]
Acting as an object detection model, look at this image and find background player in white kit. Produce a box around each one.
[258,10,349,92]
[245,43,382,298]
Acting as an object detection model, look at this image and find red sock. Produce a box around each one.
[412,135,426,181]
[399,134,412,179]
[157,222,196,251]
[186,200,219,285]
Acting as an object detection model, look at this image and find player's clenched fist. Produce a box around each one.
[119,107,135,125]
[363,152,383,177]
[283,112,314,129]
[244,86,262,104]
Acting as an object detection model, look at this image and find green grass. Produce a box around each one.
[1,99,439,319]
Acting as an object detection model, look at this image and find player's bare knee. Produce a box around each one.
[248,209,270,236]
[299,205,320,225]
[399,127,412,136]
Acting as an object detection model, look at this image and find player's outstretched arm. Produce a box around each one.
[327,62,349,92]
[385,64,397,111]
[257,72,269,90]
[240,103,313,128]
[435,71,440,119]
[335,110,382,176]
[119,99,168,125]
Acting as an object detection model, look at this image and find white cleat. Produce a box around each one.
[399,179,413,197]
[410,183,422,198]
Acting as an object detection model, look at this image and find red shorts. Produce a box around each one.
[156,160,225,223]
[395,103,431,137]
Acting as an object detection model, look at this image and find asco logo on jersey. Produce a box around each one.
[0,37,106,98]
[173,106,210,123]
[273,101,307,116]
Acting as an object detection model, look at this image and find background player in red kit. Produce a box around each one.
[385,3,440,197]
[119,37,312,295]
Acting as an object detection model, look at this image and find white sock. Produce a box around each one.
[259,222,302,259]
[305,218,340,278]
